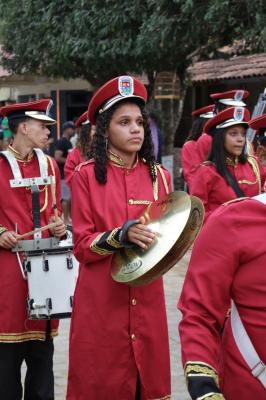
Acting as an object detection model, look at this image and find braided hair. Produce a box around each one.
[90,99,156,184]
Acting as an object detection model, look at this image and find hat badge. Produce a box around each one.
[234,107,244,121]
[118,76,134,97]
[234,90,244,101]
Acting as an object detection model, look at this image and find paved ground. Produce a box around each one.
[23,250,191,399]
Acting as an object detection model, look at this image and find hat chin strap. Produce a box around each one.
[99,94,145,114]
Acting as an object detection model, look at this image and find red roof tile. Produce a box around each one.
[188,53,266,83]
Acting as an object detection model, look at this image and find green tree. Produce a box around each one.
[1,0,266,157]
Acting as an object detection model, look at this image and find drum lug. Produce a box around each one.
[70,296,74,307]
[67,254,73,270]
[46,298,52,311]
[42,258,49,272]
[23,259,31,272]
[28,298,35,310]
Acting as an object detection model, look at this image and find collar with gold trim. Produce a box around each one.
[8,145,35,162]
[226,156,239,167]
[107,150,139,169]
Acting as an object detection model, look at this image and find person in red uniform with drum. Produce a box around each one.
[178,189,266,399]
[196,89,250,163]
[0,99,66,400]
[64,111,95,189]
[189,106,266,222]
[181,105,214,190]
[67,76,171,400]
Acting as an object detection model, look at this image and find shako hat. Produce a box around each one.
[210,90,249,107]
[0,99,56,124]
[75,111,90,128]
[191,104,214,119]
[204,106,250,134]
[249,113,266,131]
[88,75,148,124]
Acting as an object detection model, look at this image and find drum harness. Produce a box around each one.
[231,193,266,389]
[0,149,67,323]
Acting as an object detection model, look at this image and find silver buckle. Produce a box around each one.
[252,361,266,378]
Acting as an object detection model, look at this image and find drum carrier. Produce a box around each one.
[1,148,78,319]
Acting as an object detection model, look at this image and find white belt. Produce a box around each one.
[231,301,266,389]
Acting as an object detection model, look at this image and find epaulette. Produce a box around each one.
[223,197,250,207]
[75,159,94,172]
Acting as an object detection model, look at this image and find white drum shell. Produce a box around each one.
[26,250,79,319]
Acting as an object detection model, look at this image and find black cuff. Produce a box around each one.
[119,219,139,248]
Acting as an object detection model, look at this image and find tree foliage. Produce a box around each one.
[0,0,266,86]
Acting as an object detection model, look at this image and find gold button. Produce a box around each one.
[125,170,130,175]
[131,333,136,340]
[128,199,134,204]
[131,298,137,306]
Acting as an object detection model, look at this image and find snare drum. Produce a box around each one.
[24,244,79,319]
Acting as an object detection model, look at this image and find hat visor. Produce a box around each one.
[200,112,214,119]
[219,99,246,107]
[25,111,56,125]
[100,94,145,114]
[216,120,249,129]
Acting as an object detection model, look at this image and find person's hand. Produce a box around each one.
[49,217,67,238]
[0,231,19,249]
[127,216,156,250]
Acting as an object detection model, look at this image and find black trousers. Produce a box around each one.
[0,339,54,400]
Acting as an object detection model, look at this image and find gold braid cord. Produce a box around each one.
[238,156,261,192]
[185,362,219,387]
[106,228,123,249]
[0,225,8,235]
[90,233,114,255]
[157,164,169,195]
[197,394,225,400]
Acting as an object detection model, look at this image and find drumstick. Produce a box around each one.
[17,221,61,240]
[51,178,59,220]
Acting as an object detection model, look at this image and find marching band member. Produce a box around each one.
[181,105,214,190]
[197,89,250,162]
[249,113,266,168]
[178,190,266,400]
[64,111,95,189]
[67,76,171,400]
[189,106,266,222]
[0,99,66,400]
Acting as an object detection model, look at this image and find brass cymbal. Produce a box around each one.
[111,191,204,286]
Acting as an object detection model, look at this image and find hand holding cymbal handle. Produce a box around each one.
[125,216,156,250]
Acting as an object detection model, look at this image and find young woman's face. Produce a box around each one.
[106,102,144,158]
[224,125,246,157]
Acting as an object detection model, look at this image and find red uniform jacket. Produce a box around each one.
[190,157,266,222]
[196,133,212,163]
[178,197,266,399]
[0,152,61,342]
[64,147,85,188]
[181,140,201,189]
[67,157,171,400]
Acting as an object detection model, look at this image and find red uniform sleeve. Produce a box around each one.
[178,206,240,367]
[178,205,240,399]
[71,168,122,264]
[258,159,266,191]
[196,133,212,163]
[189,164,214,222]
[64,149,84,189]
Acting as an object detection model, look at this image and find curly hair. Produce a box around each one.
[76,125,92,159]
[90,99,156,184]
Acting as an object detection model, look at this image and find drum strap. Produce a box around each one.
[231,301,266,389]
[0,148,49,238]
